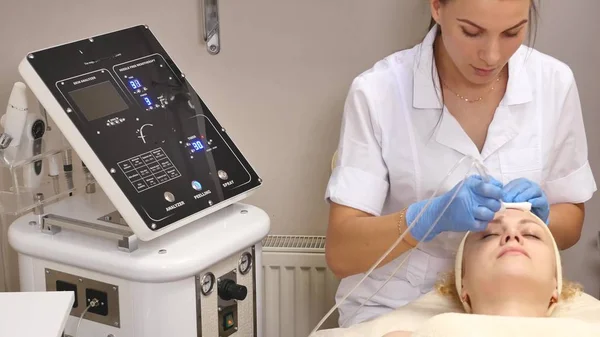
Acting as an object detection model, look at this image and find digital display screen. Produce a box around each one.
[68,81,128,121]
[191,139,204,151]
[187,137,205,153]
[143,96,153,107]
[128,78,142,90]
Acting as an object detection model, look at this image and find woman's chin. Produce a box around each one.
[490,263,536,279]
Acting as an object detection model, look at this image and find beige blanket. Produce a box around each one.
[312,290,600,337]
[414,313,600,337]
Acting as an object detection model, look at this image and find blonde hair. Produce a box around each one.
[435,270,583,307]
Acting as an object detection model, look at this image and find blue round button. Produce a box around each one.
[192,181,202,191]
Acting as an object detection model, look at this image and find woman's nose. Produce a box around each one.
[479,39,501,66]
[502,233,522,244]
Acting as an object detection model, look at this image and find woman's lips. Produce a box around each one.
[498,247,529,258]
[472,66,495,77]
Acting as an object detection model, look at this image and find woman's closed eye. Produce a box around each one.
[481,233,499,239]
[480,233,540,240]
[503,27,524,38]
[461,28,480,38]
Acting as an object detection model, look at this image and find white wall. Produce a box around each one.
[0,0,598,295]
[533,0,600,297]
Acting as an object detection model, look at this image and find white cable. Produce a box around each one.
[309,154,481,335]
[342,158,494,324]
[74,298,98,337]
[340,160,479,326]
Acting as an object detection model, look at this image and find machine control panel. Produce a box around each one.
[23,25,262,234]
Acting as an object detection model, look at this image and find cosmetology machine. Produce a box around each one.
[2,25,269,337]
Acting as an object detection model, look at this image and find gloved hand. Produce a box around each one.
[502,178,550,224]
[406,175,504,242]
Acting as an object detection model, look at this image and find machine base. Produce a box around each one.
[8,190,269,337]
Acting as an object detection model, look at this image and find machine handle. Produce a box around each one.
[201,0,220,55]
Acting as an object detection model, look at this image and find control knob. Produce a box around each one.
[217,279,247,301]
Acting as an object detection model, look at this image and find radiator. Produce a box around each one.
[261,235,340,337]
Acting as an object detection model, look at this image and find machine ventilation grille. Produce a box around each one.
[261,235,326,253]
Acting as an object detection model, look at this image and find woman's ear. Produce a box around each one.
[551,287,559,304]
[460,288,472,313]
[460,288,468,303]
[546,288,559,316]
[430,0,443,23]
[551,276,559,304]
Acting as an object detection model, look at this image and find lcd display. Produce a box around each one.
[186,136,205,154]
[68,81,129,121]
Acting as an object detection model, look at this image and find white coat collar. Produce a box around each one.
[412,25,533,109]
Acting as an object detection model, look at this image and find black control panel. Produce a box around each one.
[25,25,262,231]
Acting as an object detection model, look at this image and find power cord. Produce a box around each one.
[74,298,99,337]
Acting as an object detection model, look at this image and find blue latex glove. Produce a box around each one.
[502,178,550,224]
[406,175,504,242]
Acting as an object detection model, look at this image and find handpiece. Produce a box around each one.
[62,149,73,195]
[48,155,60,195]
[60,135,73,195]
[82,161,96,194]
[22,112,46,190]
[0,82,28,149]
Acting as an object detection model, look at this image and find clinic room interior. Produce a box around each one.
[0,0,599,336]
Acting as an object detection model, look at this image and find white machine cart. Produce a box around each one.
[3,24,269,337]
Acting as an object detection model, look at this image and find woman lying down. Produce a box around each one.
[384,205,585,337]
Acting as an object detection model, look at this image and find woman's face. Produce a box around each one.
[430,0,531,85]
[461,209,557,301]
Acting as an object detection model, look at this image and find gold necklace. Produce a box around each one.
[441,76,501,103]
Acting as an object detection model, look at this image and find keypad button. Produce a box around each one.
[131,157,145,168]
[152,149,166,159]
[149,163,163,174]
[158,158,173,169]
[156,173,170,183]
[118,161,134,172]
[125,170,142,181]
[166,168,180,178]
[138,167,152,177]
[145,176,158,187]
[141,153,156,164]
[133,180,149,192]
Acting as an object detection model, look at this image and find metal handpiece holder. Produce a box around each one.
[0,134,75,216]
[0,132,138,252]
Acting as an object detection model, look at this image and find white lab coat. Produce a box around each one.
[325,25,597,327]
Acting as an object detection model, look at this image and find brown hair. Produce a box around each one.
[428,0,540,46]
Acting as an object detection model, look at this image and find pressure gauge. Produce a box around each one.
[238,252,253,275]
[200,272,215,296]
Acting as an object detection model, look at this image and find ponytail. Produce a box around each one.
[428,17,437,30]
